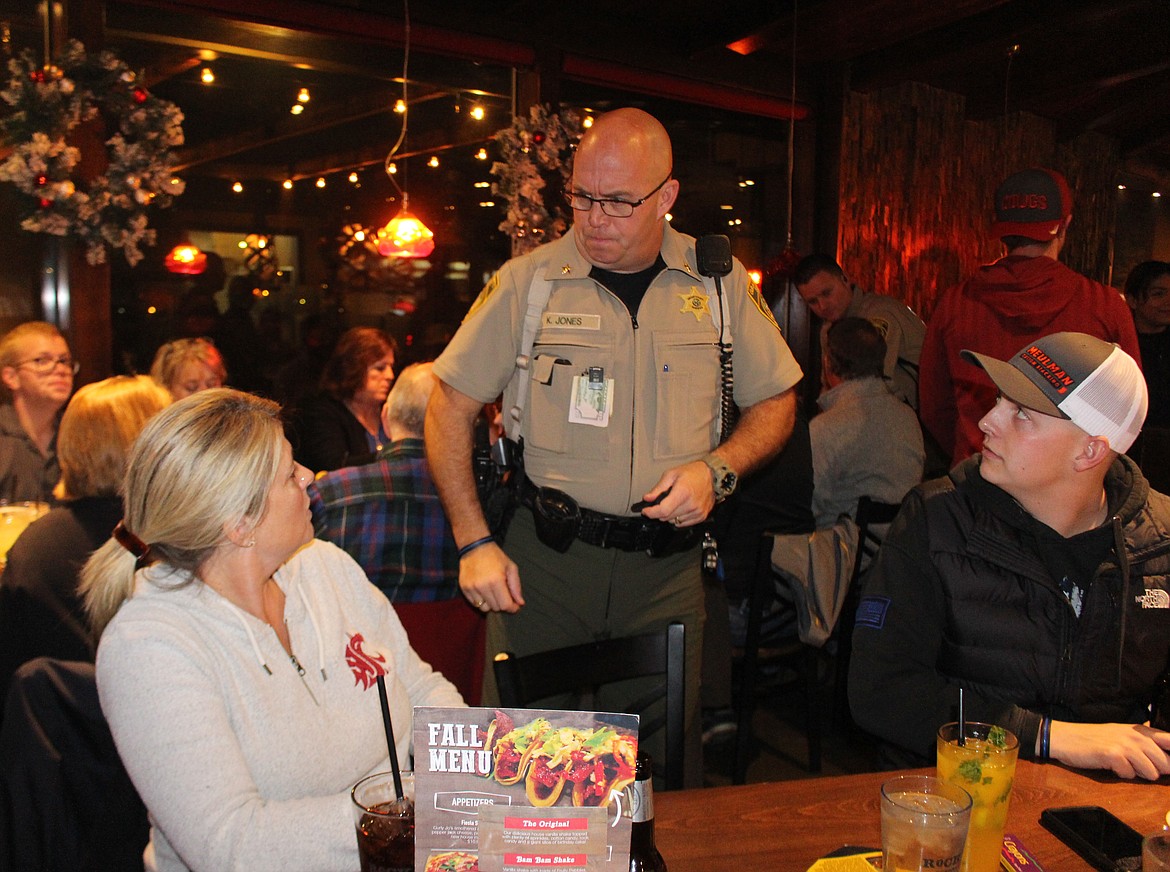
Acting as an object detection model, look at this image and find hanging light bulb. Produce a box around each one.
[231,181,244,193]
[376,193,434,259]
[282,178,294,190]
[394,99,406,114]
[470,104,485,121]
[164,243,207,275]
[348,171,360,184]
[316,176,326,188]
[297,87,310,103]
[475,147,488,161]
[200,67,215,84]
[427,155,440,168]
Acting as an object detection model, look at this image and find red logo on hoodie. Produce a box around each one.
[345,632,387,689]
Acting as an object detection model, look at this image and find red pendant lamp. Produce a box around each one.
[164,243,208,275]
[376,0,435,260]
[376,192,434,259]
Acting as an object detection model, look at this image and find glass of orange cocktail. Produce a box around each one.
[936,722,1019,872]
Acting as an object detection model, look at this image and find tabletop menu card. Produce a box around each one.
[413,706,640,872]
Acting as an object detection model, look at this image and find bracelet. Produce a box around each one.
[1038,717,1052,761]
[458,535,496,559]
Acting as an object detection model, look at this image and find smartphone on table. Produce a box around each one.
[1038,805,1144,871]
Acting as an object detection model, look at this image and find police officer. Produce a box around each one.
[426,108,802,784]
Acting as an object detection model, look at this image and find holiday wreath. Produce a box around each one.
[0,39,185,266]
[491,104,581,256]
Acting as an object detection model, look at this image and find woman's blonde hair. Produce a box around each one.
[55,375,171,501]
[81,388,284,638]
[149,337,228,396]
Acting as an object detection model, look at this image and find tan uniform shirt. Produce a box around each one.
[433,225,803,516]
[844,284,925,409]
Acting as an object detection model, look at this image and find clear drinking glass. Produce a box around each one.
[352,770,416,872]
[1145,829,1170,872]
[881,774,972,872]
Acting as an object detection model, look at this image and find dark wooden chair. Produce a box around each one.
[732,495,904,782]
[832,496,902,727]
[493,621,686,790]
[732,532,822,782]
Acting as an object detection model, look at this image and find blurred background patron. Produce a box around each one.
[0,322,76,504]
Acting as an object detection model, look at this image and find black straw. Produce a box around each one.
[957,687,966,747]
[375,674,404,800]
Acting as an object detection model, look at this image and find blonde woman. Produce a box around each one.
[149,337,228,400]
[82,388,462,872]
[0,375,170,700]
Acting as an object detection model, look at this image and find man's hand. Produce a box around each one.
[639,461,714,527]
[1050,720,1170,780]
[459,542,524,614]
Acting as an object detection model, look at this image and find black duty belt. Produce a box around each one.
[519,479,701,555]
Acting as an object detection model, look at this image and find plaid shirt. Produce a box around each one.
[308,438,459,603]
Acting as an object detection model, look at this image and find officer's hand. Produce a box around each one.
[1050,720,1170,780]
[459,543,524,614]
[640,461,714,528]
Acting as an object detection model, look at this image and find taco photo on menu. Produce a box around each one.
[424,850,479,872]
[524,725,586,806]
[484,711,551,786]
[568,728,637,807]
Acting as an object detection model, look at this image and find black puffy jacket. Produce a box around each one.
[849,454,1170,766]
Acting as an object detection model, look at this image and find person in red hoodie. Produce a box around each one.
[919,168,1141,466]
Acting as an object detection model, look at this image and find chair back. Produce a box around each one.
[493,622,685,789]
[834,496,903,729]
[848,496,902,589]
[0,657,149,872]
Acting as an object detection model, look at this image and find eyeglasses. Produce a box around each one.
[14,354,79,376]
[564,171,673,218]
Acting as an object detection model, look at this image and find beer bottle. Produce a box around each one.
[629,752,667,871]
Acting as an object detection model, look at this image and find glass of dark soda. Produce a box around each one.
[351,771,415,872]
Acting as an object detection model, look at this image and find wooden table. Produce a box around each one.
[655,761,1169,870]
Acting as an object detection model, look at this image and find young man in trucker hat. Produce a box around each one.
[850,332,1170,780]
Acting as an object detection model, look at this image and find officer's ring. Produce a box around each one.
[474,598,486,609]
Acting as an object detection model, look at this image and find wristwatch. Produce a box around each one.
[702,454,738,503]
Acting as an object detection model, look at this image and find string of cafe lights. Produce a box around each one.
[196,62,503,196]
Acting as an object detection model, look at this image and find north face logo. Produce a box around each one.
[1135,588,1170,609]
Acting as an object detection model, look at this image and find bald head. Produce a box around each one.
[569,108,678,273]
[577,108,673,180]
[382,361,437,439]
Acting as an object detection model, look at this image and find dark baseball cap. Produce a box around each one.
[961,332,1147,454]
[991,168,1073,242]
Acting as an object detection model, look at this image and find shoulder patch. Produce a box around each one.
[855,595,891,630]
[747,281,780,331]
[867,316,891,338]
[464,272,500,322]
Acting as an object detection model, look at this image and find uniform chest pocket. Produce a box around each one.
[523,344,614,460]
[653,335,720,460]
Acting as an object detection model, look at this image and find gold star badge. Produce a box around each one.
[678,287,711,322]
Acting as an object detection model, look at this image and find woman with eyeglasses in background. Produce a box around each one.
[0,321,78,504]
[286,326,397,474]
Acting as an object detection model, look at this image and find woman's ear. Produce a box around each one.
[223,518,257,549]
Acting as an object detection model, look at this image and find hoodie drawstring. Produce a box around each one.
[224,601,273,675]
[298,585,328,681]
[1112,514,1130,689]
